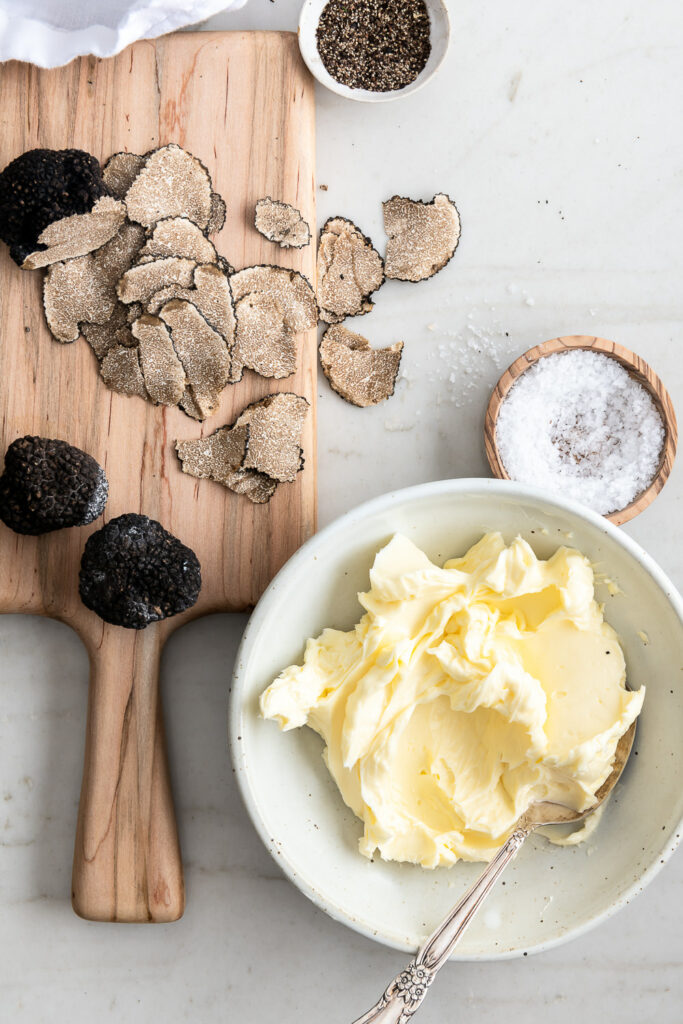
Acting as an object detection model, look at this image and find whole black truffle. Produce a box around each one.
[79,513,201,629]
[0,148,107,265]
[0,436,108,536]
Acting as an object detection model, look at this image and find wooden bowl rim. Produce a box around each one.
[484,335,678,526]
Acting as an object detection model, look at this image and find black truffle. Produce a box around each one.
[0,148,108,266]
[0,436,108,536]
[79,513,201,629]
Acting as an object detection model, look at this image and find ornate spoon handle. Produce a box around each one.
[351,826,533,1024]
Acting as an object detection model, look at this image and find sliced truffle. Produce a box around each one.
[82,306,133,358]
[176,423,248,482]
[124,144,213,230]
[0,148,107,266]
[43,220,145,343]
[175,423,277,504]
[159,299,231,420]
[132,315,186,406]
[207,192,227,234]
[102,152,145,200]
[0,436,108,535]
[229,265,317,382]
[232,293,296,380]
[23,196,127,270]
[139,217,218,264]
[229,265,318,332]
[383,194,461,282]
[79,513,201,629]
[236,393,309,482]
[100,344,147,398]
[317,217,384,323]
[117,256,197,305]
[319,324,403,407]
[255,197,311,249]
[147,264,236,354]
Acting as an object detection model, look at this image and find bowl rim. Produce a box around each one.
[297,0,451,104]
[229,476,683,960]
[484,335,678,527]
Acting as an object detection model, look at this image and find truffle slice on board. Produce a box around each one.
[43,220,145,343]
[124,144,213,230]
[175,423,277,504]
[132,315,186,406]
[82,305,133,358]
[319,323,403,407]
[317,217,384,324]
[23,196,127,270]
[255,197,311,249]
[146,264,236,353]
[99,344,147,398]
[229,265,318,332]
[236,392,309,482]
[102,152,145,200]
[175,423,248,482]
[231,292,296,381]
[159,299,231,420]
[117,256,197,305]
[383,193,461,282]
[139,217,218,264]
[207,192,227,235]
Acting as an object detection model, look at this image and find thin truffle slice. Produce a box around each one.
[176,423,248,482]
[43,220,145,343]
[140,217,218,263]
[102,152,145,200]
[229,265,318,332]
[175,423,277,504]
[319,324,403,407]
[236,393,309,482]
[132,315,186,406]
[79,513,201,629]
[0,436,108,535]
[207,192,227,234]
[232,293,296,380]
[23,196,127,270]
[117,256,197,305]
[317,217,384,323]
[0,148,108,266]
[124,144,213,230]
[255,197,311,249]
[147,264,236,354]
[383,194,461,282]
[159,299,231,420]
[100,344,147,398]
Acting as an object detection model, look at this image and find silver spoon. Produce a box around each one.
[352,722,636,1024]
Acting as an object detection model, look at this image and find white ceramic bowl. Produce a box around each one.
[298,0,451,103]
[230,479,683,959]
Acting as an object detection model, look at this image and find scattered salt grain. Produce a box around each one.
[496,350,665,515]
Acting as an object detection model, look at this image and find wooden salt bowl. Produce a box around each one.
[484,335,677,526]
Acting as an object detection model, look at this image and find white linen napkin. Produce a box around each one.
[0,0,248,69]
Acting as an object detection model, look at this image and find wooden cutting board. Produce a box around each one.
[0,32,316,922]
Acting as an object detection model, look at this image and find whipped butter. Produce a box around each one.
[260,533,644,868]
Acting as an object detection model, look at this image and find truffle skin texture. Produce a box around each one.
[0,436,108,535]
[0,148,107,266]
[79,513,201,629]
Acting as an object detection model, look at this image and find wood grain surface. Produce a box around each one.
[0,32,316,921]
[484,335,677,526]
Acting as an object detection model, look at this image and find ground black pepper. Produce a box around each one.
[316,0,431,93]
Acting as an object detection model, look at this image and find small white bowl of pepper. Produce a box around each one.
[298,0,450,102]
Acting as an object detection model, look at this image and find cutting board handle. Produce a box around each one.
[71,625,184,922]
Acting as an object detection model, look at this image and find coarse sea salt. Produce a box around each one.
[496,350,665,515]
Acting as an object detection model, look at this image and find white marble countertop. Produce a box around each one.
[1,1,682,1020]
